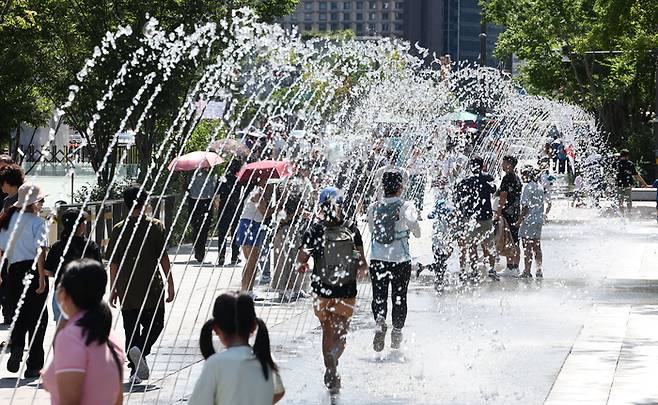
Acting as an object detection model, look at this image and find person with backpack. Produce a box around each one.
[296,187,367,392]
[189,293,284,405]
[42,259,124,405]
[367,171,420,352]
[45,208,103,326]
[454,157,498,281]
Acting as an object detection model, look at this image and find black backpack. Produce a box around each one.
[314,225,358,286]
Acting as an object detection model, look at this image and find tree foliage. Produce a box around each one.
[483,0,658,172]
[1,0,297,183]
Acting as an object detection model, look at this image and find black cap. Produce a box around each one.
[123,185,149,208]
[61,208,88,233]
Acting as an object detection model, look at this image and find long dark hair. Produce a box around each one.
[200,293,277,380]
[59,259,112,345]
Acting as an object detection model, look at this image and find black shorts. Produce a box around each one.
[503,213,520,244]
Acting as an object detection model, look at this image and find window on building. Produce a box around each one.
[382,11,389,19]
[395,1,403,9]
[304,2,313,11]
[356,12,363,20]
[319,13,328,21]
[304,12,312,21]
[343,12,351,20]
[356,23,364,33]
[367,23,376,33]
[383,1,390,9]
[343,22,352,30]
[319,2,327,11]
[331,2,338,10]
[369,12,376,20]
[356,1,364,10]
[396,11,403,19]
[343,1,351,10]
[304,23,313,30]
[319,23,327,31]
[331,23,339,30]
[395,23,403,31]
[331,12,339,21]
[382,22,390,32]
[370,1,377,9]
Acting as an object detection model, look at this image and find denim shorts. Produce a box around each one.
[234,219,266,248]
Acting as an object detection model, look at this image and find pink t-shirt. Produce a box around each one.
[42,312,124,405]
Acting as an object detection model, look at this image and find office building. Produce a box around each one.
[280,0,504,67]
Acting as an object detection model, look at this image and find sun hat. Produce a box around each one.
[13,182,47,208]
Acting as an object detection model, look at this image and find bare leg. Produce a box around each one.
[481,243,495,269]
[534,239,543,274]
[241,245,260,291]
[522,239,533,274]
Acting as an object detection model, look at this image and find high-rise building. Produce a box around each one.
[280,0,504,68]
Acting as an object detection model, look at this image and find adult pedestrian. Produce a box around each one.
[367,171,421,351]
[297,187,367,391]
[42,259,124,405]
[0,155,15,204]
[106,186,175,384]
[45,208,102,325]
[188,167,218,262]
[235,177,274,293]
[0,163,24,325]
[216,158,244,266]
[516,166,545,278]
[190,293,284,405]
[0,182,49,378]
[496,155,522,277]
[454,157,498,281]
[616,149,648,215]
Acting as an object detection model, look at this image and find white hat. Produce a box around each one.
[13,182,47,208]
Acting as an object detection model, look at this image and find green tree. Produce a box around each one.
[483,0,658,174]
[3,0,297,184]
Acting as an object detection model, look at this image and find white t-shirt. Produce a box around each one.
[240,187,265,223]
[0,212,49,264]
[189,346,284,405]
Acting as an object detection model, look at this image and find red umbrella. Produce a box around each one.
[168,151,223,172]
[237,160,292,184]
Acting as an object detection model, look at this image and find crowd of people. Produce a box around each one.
[0,125,655,405]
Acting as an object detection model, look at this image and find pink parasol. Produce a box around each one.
[236,160,292,184]
[167,151,223,172]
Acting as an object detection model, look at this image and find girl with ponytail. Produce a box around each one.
[42,259,124,405]
[190,293,285,405]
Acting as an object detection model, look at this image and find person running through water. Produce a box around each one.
[496,155,522,277]
[419,198,455,292]
[367,171,421,352]
[190,293,284,405]
[516,166,546,278]
[297,187,367,392]
[454,157,498,281]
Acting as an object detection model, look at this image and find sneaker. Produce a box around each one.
[391,328,403,349]
[24,368,40,379]
[517,271,532,279]
[128,346,150,380]
[6,351,20,373]
[229,259,242,266]
[373,321,387,352]
[499,267,519,278]
[488,269,500,281]
[128,372,142,385]
[535,271,543,279]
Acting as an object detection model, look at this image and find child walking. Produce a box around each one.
[189,293,284,405]
[424,199,455,291]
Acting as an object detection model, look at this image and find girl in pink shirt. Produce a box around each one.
[42,259,124,405]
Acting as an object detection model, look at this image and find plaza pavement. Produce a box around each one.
[1,200,658,404]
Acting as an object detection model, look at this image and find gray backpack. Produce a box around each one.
[372,200,404,244]
[315,225,358,286]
